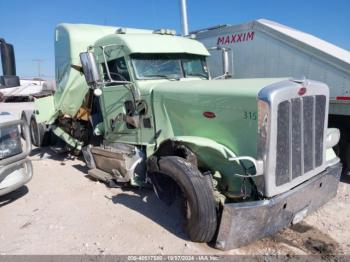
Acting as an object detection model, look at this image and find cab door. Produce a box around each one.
[99,56,140,144]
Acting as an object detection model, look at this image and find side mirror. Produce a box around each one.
[79,52,101,85]
[207,46,232,79]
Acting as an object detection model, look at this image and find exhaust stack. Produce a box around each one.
[207,46,232,79]
[179,0,189,36]
[0,38,20,87]
[0,38,16,76]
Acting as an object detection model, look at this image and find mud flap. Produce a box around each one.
[34,95,55,123]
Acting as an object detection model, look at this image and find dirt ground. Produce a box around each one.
[0,103,349,256]
[0,148,349,256]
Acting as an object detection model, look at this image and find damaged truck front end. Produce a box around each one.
[216,162,341,250]
[147,77,341,250]
[28,23,341,250]
[215,79,342,250]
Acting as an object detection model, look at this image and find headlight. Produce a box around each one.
[325,128,340,149]
[257,100,270,161]
[0,125,22,160]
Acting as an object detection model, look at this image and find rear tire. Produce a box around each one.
[154,156,217,243]
[30,115,50,147]
[20,111,28,139]
[338,128,350,172]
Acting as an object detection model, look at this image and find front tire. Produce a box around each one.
[153,156,217,243]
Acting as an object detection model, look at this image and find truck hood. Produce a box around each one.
[150,78,285,158]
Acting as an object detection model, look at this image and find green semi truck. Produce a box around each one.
[24,23,342,250]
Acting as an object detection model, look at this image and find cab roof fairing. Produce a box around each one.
[93,33,210,57]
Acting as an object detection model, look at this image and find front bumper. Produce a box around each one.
[0,158,33,196]
[215,162,342,250]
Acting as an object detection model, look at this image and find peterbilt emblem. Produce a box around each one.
[298,87,307,96]
[203,111,216,119]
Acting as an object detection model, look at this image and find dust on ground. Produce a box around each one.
[0,148,349,255]
[0,102,349,256]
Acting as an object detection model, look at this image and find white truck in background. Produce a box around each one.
[194,19,350,172]
[0,112,32,196]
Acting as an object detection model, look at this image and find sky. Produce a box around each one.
[0,0,349,79]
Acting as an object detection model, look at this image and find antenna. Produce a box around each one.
[33,59,44,78]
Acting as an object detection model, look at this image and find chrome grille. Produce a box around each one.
[276,95,326,186]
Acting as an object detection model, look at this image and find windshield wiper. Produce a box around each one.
[144,74,180,80]
[187,73,208,79]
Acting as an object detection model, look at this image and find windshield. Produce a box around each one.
[131,54,208,80]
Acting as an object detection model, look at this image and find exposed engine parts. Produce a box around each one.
[83,142,146,184]
[57,116,91,148]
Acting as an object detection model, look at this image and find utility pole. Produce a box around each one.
[179,0,189,36]
[33,59,44,78]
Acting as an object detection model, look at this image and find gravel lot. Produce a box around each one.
[0,103,349,256]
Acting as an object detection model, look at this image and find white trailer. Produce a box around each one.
[194,19,350,171]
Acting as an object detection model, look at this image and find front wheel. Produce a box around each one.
[30,115,50,147]
[151,156,217,243]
